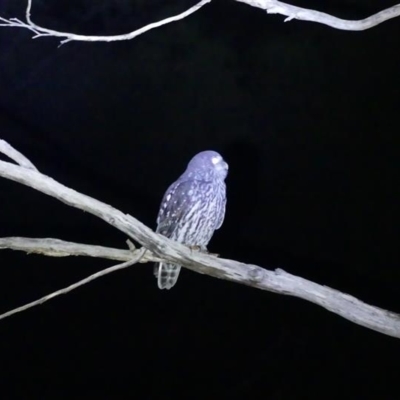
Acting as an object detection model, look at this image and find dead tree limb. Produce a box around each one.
[0,140,399,338]
[0,1,399,45]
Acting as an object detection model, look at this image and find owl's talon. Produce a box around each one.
[189,245,202,252]
[188,246,219,257]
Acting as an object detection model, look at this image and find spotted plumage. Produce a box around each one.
[154,150,228,289]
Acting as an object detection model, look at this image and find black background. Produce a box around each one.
[0,1,399,398]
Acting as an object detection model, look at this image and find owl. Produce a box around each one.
[154,150,228,289]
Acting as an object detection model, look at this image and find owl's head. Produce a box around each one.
[186,150,228,181]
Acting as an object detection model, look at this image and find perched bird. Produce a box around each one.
[154,150,228,289]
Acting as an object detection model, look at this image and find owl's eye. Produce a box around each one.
[211,156,221,165]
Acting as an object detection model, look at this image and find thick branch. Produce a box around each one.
[0,148,399,338]
[236,0,400,30]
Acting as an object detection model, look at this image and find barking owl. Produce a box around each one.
[154,150,228,289]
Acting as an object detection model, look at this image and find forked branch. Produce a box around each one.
[0,140,399,339]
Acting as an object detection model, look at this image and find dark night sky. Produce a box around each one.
[0,0,399,398]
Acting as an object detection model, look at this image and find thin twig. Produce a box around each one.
[0,247,146,321]
[1,0,212,44]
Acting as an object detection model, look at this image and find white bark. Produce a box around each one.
[0,139,38,171]
[0,0,212,45]
[238,1,400,30]
[0,140,399,338]
[0,1,399,45]
[0,237,161,262]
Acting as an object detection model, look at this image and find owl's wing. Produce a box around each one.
[156,179,203,238]
[215,192,226,230]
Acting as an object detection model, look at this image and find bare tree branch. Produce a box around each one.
[0,139,38,171]
[0,247,146,321]
[0,0,212,45]
[238,0,400,30]
[0,1,399,45]
[0,140,399,338]
[0,236,163,262]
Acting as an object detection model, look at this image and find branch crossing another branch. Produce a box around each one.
[0,139,399,339]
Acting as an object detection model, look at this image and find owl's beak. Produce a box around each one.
[216,160,228,172]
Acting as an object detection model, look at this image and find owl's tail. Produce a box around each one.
[154,263,182,290]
